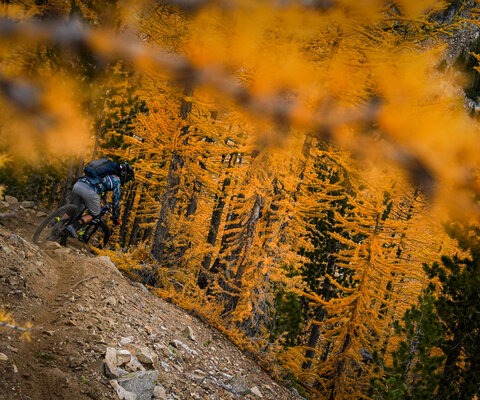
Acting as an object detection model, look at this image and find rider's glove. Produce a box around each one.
[111,215,120,226]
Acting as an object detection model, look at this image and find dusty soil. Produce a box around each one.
[0,207,302,400]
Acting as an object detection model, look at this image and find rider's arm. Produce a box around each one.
[100,175,122,219]
[110,175,122,219]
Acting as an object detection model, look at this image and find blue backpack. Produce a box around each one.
[84,158,119,182]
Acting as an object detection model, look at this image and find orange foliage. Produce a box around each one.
[1,1,479,398]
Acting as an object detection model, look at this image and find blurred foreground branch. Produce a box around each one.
[0,17,379,130]
[156,0,336,13]
[0,17,447,199]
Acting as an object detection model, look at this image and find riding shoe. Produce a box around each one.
[66,224,78,238]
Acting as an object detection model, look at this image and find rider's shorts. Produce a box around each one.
[70,181,101,216]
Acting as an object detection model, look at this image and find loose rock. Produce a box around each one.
[182,326,196,341]
[251,386,264,398]
[4,196,18,205]
[116,370,159,400]
[104,347,121,379]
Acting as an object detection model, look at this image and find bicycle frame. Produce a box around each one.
[71,205,111,245]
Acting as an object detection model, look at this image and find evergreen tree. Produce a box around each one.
[425,223,480,400]
[375,222,480,400]
[372,288,444,400]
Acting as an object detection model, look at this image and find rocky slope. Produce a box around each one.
[0,199,303,400]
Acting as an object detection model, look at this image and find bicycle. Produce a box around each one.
[32,203,112,248]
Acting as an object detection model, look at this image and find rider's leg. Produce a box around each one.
[66,183,101,238]
[78,214,94,224]
[58,183,83,222]
[81,186,101,219]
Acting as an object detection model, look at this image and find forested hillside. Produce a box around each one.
[1,1,480,399]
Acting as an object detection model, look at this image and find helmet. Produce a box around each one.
[118,162,135,184]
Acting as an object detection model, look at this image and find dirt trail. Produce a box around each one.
[0,228,118,399]
[0,209,302,400]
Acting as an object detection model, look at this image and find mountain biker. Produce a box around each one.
[66,160,135,238]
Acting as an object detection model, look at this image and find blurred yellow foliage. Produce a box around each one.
[397,0,446,19]
[0,77,91,163]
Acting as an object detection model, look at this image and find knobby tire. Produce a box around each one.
[32,204,78,245]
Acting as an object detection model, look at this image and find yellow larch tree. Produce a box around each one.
[297,165,458,399]
[204,158,299,337]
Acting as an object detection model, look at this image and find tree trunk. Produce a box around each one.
[150,151,184,263]
[128,215,142,246]
[201,161,243,287]
[221,194,264,313]
[126,184,146,247]
[63,157,82,205]
[150,84,193,267]
[197,159,235,288]
[235,179,283,335]
[119,184,137,247]
[176,177,203,259]
[328,333,352,400]
[302,307,327,370]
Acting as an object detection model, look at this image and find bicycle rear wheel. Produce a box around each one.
[32,204,78,245]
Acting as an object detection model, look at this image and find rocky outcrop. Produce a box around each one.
[0,194,47,221]
[101,333,286,400]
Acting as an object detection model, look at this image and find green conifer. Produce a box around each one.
[375,222,480,400]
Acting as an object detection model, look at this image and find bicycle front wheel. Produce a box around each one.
[79,219,111,249]
[32,204,78,245]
